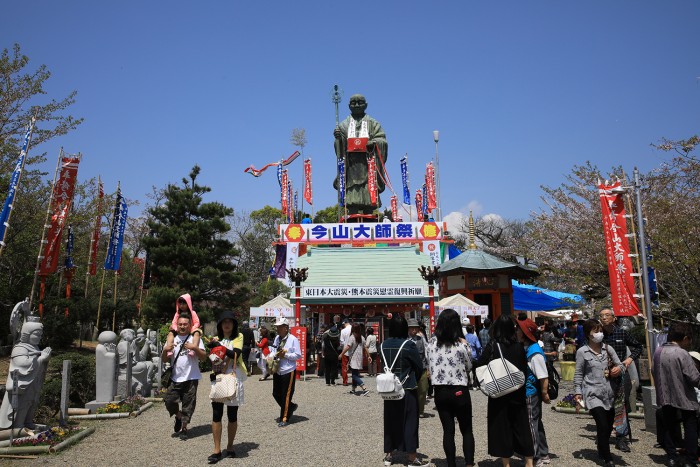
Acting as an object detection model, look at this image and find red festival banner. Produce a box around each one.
[39,157,80,276]
[391,195,398,222]
[367,155,377,205]
[303,159,313,205]
[89,179,104,276]
[415,189,423,218]
[426,162,437,211]
[291,326,307,373]
[281,170,288,214]
[598,181,640,317]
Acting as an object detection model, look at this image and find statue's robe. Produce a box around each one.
[0,343,46,429]
[333,114,388,214]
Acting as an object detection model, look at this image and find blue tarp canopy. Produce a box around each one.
[512,280,583,311]
[445,246,580,311]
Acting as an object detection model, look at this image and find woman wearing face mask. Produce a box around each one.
[573,319,625,467]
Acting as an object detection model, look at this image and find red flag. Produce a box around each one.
[598,181,640,317]
[303,159,313,205]
[89,179,104,276]
[367,155,377,205]
[390,195,398,222]
[39,157,80,276]
[415,189,423,218]
[426,162,437,211]
[281,170,288,214]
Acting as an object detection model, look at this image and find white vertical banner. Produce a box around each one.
[424,240,441,265]
[285,242,299,287]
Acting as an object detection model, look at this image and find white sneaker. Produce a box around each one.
[383,453,392,466]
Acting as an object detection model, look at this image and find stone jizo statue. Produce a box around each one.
[333,94,388,215]
[117,328,153,396]
[0,319,51,429]
[95,331,118,403]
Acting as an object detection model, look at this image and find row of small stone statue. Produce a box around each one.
[92,328,162,409]
[0,320,162,429]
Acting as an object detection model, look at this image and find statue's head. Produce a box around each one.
[349,94,367,118]
[136,328,145,338]
[120,329,135,342]
[20,321,43,346]
[98,331,118,345]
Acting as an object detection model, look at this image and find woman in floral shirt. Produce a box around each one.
[426,309,475,467]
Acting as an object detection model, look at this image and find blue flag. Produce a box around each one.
[0,120,35,246]
[104,190,128,271]
[65,225,75,269]
[422,183,428,215]
[277,162,283,187]
[400,156,410,205]
[338,158,346,206]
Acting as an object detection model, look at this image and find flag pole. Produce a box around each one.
[85,176,101,298]
[0,116,37,258]
[29,148,63,310]
[112,267,118,332]
[95,269,106,335]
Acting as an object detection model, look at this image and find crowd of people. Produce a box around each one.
[157,292,700,467]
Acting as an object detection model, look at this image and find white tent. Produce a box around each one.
[435,293,488,319]
[249,295,294,318]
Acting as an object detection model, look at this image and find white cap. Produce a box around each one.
[274,317,290,327]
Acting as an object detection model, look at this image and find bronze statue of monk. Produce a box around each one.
[333,94,388,215]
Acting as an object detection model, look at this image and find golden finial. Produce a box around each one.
[468,210,477,250]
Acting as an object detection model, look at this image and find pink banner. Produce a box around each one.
[391,195,398,222]
[598,181,640,317]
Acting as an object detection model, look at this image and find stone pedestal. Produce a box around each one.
[642,385,657,434]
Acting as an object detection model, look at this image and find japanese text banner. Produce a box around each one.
[598,181,640,317]
[39,157,80,276]
[303,159,313,205]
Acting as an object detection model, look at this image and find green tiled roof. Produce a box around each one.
[439,249,538,279]
[294,245,433,303]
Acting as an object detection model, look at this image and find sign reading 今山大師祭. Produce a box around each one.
[280,221,444,243]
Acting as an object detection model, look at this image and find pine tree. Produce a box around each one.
[143,166,247,324]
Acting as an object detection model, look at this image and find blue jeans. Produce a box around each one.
[351,368,364,389]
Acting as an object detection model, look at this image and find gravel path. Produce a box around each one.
[24,370,662,467]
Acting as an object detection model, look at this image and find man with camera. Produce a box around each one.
[271,317,301,427]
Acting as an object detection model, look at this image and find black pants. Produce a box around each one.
[324,356,338,384]
[384,389,419,454]
[661,405,698,465]
[434,385,475,467]
[317,353,325,376]
[211,403,239,423]
[272,370,297,422]
[590,406,615,462]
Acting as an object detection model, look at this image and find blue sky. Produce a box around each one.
[3,1,699,229]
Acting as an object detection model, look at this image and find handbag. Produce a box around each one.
[475,342,526,398]
[376,340,410,400]
[162,335,190,389]
[210,372,238,403]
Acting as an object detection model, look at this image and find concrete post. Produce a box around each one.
[59,360,71,424]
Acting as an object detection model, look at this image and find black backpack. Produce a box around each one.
[547,365,560,400]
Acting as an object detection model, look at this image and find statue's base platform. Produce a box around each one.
[86,399,124,413]
[341,213,378,223]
